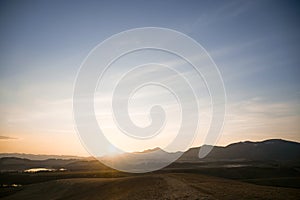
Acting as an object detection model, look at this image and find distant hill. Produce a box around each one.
[0,153,86,160]
[179,139,300,162]
[0,157,109,172]
[97,139,300,172]
[1,139,300,172]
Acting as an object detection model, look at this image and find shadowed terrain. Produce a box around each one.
[1,173,300,200]
[1,139,300,199]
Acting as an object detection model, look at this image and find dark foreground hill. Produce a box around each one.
[1,173,300,200]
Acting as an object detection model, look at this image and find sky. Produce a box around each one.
[0,0,299,156]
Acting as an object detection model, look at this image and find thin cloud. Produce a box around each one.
[0,135,17,140]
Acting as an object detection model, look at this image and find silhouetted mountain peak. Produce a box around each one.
[228,139,294,147]
[179,139,300,162]
[138,147,165,153]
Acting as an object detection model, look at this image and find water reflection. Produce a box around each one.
[24,168,67,173]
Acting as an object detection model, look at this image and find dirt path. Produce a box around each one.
[160,175,212,200]
[2,173,300,200]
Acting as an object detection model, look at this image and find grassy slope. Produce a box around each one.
[2,173,300,200]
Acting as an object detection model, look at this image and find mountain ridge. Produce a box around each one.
[179,138,300,162]
[1,139,299,161]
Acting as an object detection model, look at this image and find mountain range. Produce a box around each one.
[179,139,300,162]
[1,139,300,172]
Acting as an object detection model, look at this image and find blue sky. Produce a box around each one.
[0,0,299,155]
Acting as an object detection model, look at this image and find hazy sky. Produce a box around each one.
[0,0,299,156]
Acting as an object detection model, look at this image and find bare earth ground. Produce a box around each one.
[2,173,300,200]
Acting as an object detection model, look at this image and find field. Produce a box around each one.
[1,169,300,200]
